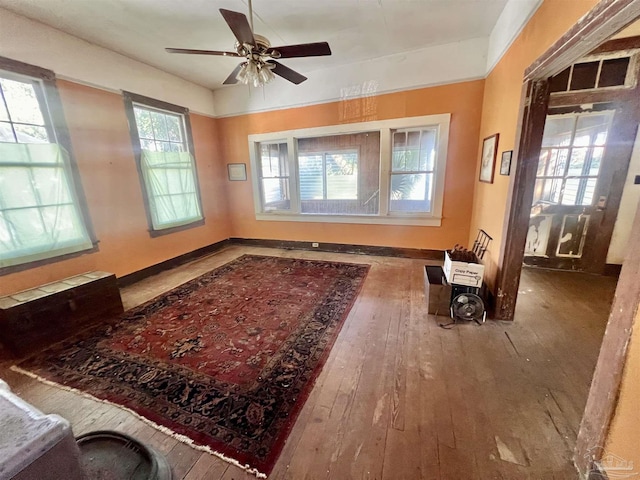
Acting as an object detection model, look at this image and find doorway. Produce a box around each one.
[494,1,640,477]
[523,97,637,272]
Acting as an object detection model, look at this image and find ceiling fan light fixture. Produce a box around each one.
[166,5,330,86]
[236,62,250,84]
[258,62,276,84]
[235,59,275,87]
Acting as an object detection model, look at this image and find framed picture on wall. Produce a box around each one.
[500,150,513,176]
[227,163,247,181]
[479,133,499,183]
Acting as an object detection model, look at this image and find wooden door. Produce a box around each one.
[523,105,634,271]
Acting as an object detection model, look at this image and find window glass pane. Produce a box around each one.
[590,147,604,176]
[537,150,550,176]
[542,117,574,147]
[157,141,173,152]
[547,148,568,177]
[575,114,610,147]
[14,124,49,143]
[151,111,169,141]
[405,132,421,171]
[32,166,71,205]
[298,132,379,215]
[134,108,154,139]
[550,179,561,203]
[140,139,156,151]
[259,143,288,178]
[582,178,597,205]
[568,147,588,176]
[0,78,45,125]
[538,178,561,203]
[599,57,629,87]
[389,173,431,213]
[165,114,182,142]
[261,178,290,210]
[419,129,437,171]
[392,129,435,173]
[0,121,16,142]
[0,167,38,209]
[561,178,579,205]
[299,154,324,200]
[0,98,8,121]
[0,143,91,266]
[4,207,46,249]
[40,204,87,243]
[549,67,570,93]
[326,152,357,200]
[533,178,545,204]
[138,150,202,229]
[570,62,598,90]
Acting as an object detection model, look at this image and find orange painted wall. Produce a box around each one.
[1,80,231,296]
[603,308,640,477]
[218,80,485,250]
[468,0,599,289]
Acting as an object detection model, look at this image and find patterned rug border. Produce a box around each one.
[9,364,267,478]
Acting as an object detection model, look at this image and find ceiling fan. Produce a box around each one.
[165,0,332,86]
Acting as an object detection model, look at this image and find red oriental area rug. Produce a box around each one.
[14,255,369,477]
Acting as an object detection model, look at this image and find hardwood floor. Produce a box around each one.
[0,246,618,479]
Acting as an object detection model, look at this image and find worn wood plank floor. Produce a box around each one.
[0,246,617,479]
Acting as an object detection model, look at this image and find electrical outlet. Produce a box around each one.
[312,242,319,248]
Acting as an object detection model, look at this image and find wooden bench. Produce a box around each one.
[0,271,123,357]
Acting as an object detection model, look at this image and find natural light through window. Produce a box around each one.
[0,72,92,268]
[259,142,290,211]
[128,99,203,232]
[390,128,436,213]
[534,112,613,207]
[248,114,449,226]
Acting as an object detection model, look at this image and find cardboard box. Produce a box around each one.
[443,251,484,288]
[424,266,452,315]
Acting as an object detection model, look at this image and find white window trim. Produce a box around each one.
[248,114,450,227]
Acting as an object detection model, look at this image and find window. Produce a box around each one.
[124,92,203,235]
[0,60,93,269]
[534,112,613,206]
[299,151,358,201]
[390,128,436,213]
[258,142,290,211]
[549,54,634,93]
[248,114,449,226]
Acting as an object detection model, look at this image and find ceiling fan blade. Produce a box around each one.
[219,9,255,46]
[270,61,307,85]
[165,48,240,57]
[223,63,245,85]
[271,42,332,58]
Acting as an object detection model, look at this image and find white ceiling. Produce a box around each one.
[0,0,510,91]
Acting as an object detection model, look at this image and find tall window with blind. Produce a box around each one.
[123,92,203,235]
[0,62,93,269]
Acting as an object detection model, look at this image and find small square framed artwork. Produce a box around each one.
[227,163,247,181]
[500,150,513,176]
[479,133,499,183]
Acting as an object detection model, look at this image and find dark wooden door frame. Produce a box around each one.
[496,0,640,321]
[493,0,640,477]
